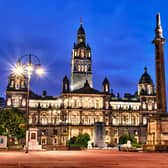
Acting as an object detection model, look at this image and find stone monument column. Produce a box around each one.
[152,13,167,113]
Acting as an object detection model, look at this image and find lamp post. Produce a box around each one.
[12,54,45,153]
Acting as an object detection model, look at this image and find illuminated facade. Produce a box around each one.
[6,20,158,148]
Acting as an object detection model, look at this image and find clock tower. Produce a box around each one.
[71,20,92,91]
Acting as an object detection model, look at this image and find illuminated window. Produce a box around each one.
[143,103,146,109]
[41,115,48,125]
[10,80,14,87]
[22,99,26,106]
[85,65,87,72]
[21,81,25,88]
[123,116,128,125]
[81,50,84,57]
[79,38,83,42]
[134,130,138,135]
[143,118,147,125]
[148,103,152,110]
[113,116,119,125]
[83,116,90,125]
[78,65,81,71]
[81,65,84,72]
[105,84,108,92]
[7,98,11,106]
[154,103,157,109]
[71,115,80,125]
[96,100,99,108]
[105,101,109,109]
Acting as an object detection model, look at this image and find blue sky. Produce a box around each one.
[0,0,167,97]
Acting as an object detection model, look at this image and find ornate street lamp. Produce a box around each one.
[12,54,45,153]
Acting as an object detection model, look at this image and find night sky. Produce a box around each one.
[0,0,168,98]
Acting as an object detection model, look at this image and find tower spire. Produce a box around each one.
[155,13,163,38]
[80,17,83,25]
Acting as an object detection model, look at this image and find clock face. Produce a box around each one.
[79,38,83,42]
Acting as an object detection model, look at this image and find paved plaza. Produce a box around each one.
[0,150,168,168]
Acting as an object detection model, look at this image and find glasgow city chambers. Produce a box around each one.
[5,14,165,148]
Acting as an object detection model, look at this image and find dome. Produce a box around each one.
[139,67,153,84]
[77,24,85,34]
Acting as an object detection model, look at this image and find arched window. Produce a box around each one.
[81,50,84,57]
[10,80,14,87]
[88,52,91,57]
[78,65,81,71]
[41,113,48,125]
[85,65,87,72]
[81,65,84,72]
[105,84,108,92]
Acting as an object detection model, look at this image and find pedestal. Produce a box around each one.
[0,136,7,148]
[94,122,105,148]
[26,128,42,150]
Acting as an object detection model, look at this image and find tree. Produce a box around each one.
[75,133,90,147]
[67,133,90,148]
[119,133,137,145]
[0,108,26,140]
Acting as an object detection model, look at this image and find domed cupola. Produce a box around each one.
[139,67,153,84]
[138,67,154,96]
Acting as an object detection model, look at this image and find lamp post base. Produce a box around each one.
[25,130,29,153]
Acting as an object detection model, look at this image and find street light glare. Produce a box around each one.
[26,64,34,74]
[36,67,45,76]
[12,63,24,76]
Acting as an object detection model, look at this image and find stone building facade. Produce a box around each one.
[6,18,158,148]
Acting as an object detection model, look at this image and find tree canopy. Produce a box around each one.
[0,108,26,139]
[119,133,137,145]
[67,133,90,147]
